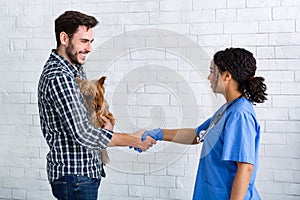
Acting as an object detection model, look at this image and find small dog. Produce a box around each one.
[76,76,115,177]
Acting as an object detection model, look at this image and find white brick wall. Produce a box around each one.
[0,0,299,199]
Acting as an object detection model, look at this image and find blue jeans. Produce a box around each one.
[50,175,101,200]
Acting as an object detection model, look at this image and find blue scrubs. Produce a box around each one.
[193,97,261,200]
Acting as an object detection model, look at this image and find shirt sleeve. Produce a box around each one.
[221,111,257,165]
[195,118,211,137]
[48,74,113,149]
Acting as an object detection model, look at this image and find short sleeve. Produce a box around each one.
[221,112,257,165]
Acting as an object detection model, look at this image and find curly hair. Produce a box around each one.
[55,10,99,48]
[213,47,267,104]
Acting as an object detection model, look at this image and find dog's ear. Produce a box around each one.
[98,76,106,86]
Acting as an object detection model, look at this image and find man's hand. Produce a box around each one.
[131,129,156,152]
[131,128,163,152]
[101,116,114,131]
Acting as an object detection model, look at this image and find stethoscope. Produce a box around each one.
[198,96,242,143]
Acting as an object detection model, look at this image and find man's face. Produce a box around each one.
[65,25,94,65]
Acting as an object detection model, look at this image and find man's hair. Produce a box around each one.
[55,10,99,48]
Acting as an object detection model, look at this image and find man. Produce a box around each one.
[38,10,156,200]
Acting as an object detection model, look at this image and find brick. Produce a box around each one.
[256,47,275,58]
[9,39,26,50]
[224,21,258,34]
[16,16,44,28]
[289,108,300,120]
[27,39,54,50]
[269,33,300,45]
[145,175,175,187]
[256,108,288,120]
[129,1,159,12]
[167,164,185,176]
[281,0,300,6]
[190,23,223,35]
[127,174,145,185]
[160,0,192,11]
[129,186,159,197]
[246,0,281,7]
[0,167,9,177]
[99,14,118,25]
[160,188,192,199]
[216,9,236,21]
[130,49,165,60]
[194,0,226,9]
[274,170,294,182]
[257,59,299,71]
[0,188,11,199]
[0,5,8,16]
[98,2,128,13]
[155,153,187,165]
[287,133,300,145]
[273,7,300,20]
[275,46,300,59]
[256,168,273,181]
[232,34,268,46]
[260,157,291,169]
[284,183,300,195]
[118,13,149,25]
[237,8,271,21]
[273,96,300,108]
[24,5,51,16]
[150,11,181,24]
[260,132,287,145]
[198,35,232,47]
[259,20,295,33]
[265,144,300,158]
[227,0,246,8]
[12,189,26,200]
[182,10,215,23]
[9,168,24,178]
[260,71,294,83]
[26,190,54,200]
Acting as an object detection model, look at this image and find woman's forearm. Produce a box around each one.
[162,128,198,144]
[230,162,254,200]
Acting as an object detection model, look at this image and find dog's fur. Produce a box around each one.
[76,76,115,174]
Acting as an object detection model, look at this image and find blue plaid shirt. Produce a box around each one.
[38,50,113,182]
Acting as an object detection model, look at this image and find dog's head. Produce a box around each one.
[76,76,115,128]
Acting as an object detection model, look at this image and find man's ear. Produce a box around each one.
[98,76,106,86]
[60,32,69,46]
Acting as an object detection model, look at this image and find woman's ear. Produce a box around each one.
[60,32,69,46]
[223,71,232,81]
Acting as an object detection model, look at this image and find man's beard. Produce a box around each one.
[66,42,81,65]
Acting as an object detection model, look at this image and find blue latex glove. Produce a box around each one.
[142,128,163,141]
[131,128,163,153]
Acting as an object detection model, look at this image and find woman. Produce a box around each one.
[141,47,267,199]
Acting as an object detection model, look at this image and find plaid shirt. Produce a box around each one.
[38,50,113,183]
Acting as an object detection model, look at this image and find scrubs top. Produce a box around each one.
[193,97,261,200]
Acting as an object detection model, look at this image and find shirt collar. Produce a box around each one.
[51,49,83,77]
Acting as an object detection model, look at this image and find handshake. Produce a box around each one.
[130,128,163,153]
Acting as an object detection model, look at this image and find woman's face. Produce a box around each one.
[207,60,225,94]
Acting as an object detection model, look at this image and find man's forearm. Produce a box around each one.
[107,132,156,152]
